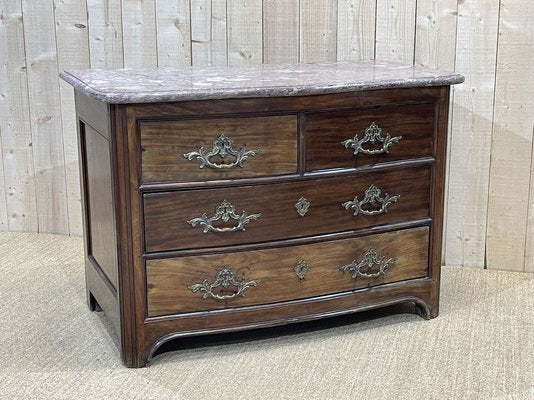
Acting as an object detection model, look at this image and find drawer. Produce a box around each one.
[304,102,435,171]
[140,115,297,183]
[146,226,429,316]
[144,166,431,252]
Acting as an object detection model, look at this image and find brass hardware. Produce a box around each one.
[341,122,402,155]
[342,184,399,216]
[295,197,311,217]
[294,260,309,279]
[188,267,259,300]
[183,133,259,169]
[339,249,395,279]
[187,200,261,233]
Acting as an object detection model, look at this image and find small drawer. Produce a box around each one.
[140,115,298,183]
[146,226,429,316]
[143,166,431,253]
[304,102,435,172]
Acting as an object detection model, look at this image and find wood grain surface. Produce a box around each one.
[304,102,436,171]
[147,226,429,316]
[141,115,297,183]
[143,165,431,252]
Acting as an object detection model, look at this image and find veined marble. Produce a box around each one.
[60,60,464,104]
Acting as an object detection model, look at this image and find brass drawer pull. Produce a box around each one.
[188,267,259,300]
[342,184,399,216]
[341,122,402,155]
[183,133,259,169]
[187,199,261,233]
[340,249,395,279]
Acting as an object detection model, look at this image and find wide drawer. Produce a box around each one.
[140,115,297,183]
[143,166,431,253]
[146,226,429,316]
[304,102,435,172]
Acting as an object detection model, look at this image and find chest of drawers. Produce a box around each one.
[61,61,463,367]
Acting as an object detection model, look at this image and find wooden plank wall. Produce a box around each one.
[0,0,532,272]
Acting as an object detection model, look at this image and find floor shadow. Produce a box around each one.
[153,302,419,359]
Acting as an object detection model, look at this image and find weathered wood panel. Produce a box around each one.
[227,0,262,65]
[300,0,337,62]
[487,0,534,272]
[0,0,37,231]
[444,0,499,268]
[263,0,299,63]
[21,0,69,234]
[337,0,376,61]
[375,0,417,64]
[1,0,533,274]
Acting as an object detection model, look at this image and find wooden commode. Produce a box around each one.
[61,61,464,367]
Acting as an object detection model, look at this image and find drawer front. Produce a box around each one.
[144,166,431,252]
[141,115,297,183]
[305,102,435,171]
[146,226,429,316]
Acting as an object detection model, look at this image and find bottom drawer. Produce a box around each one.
[146,226,429,317]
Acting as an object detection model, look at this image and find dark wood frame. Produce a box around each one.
[76,86,450,367]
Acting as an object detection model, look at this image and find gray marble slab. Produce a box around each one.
[60,60,464,104]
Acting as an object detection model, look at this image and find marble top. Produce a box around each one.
[60,60,464,104]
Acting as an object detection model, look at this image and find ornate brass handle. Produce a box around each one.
[342,184,399,216]
[188,267,259,300]
[339,249,395,279]
[341,122,402,155]
[183,133,259,169]
[187,199,261,233]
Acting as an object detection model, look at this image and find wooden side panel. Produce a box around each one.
[299,0,337,62]
[147,226,430,316]
[263,0,299,64]
[337,0,376,61]
[21,0,68,234]
[191,0,228,66]
[0,0,37,232]
[87,0,124,68]
[121,0,157,67]
[227,0,262,65]
[54,0,90,236]
[155,0,192,67]
[487,0,534,272]
[444,0,499,268]
[143,166,431,252]
[83,125,118,287]
[141,115,298,183]
[375,0,416,64]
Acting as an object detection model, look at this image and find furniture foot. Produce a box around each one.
[414,299,438,320]
[88,291,102,312]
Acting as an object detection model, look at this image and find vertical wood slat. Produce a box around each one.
[414,0,458,265]
[54,0,90,236]
[121,0,157,67]
[21,0,69,234]
[444,0,499,268]
[0,0,37,231]
[87,0,124,68]
[414,0,458,266]
[227,0,262,65]
[487,0,534,272]
[375,0,417,64]
[191,0,228,66]
[300,0,338,63]
[263,0,299,64]
[155,0,192,67]
[337,0,376,61]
